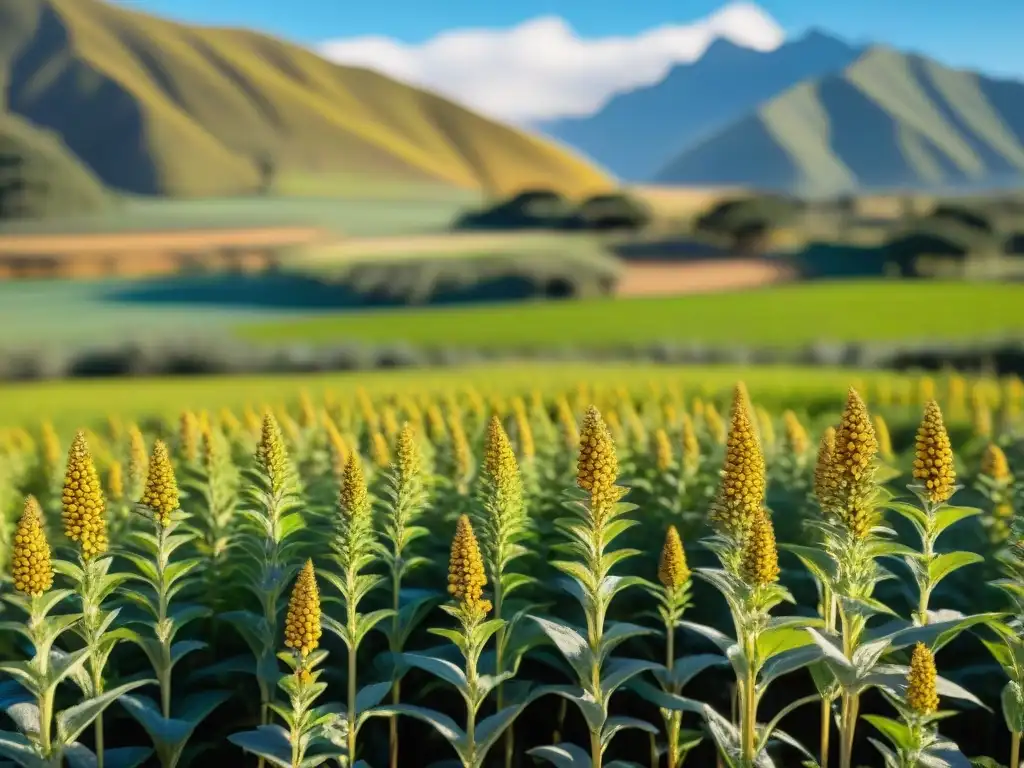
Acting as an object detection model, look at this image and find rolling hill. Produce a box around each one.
[537,31,861,181]
[0,0,613,199]
[654,46,1024,195]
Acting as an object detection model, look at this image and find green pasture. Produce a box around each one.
[0,191,478,237]
[0,362,915,429]
[238,280,1024,348]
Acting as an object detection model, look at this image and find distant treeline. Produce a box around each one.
[453,189,651,232]
[3,336,1024,382]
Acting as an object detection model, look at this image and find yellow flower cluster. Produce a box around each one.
[680,413,700,475]
[140,440,179,528]
[447,514,491,617]
[873,414,893,461]
[912,400,956,505]
[980,442,1011,483]
[61,431,108,560]
[107,460,124,502]
[653,428,673,472]
[740,508,780,587]
[339,453,370,521]
[484,416,522,513]
[447,410,472,484]
[396,422,422,486]
[813,426,836,508]
[819,389,879,539]
[511,398,535,462]
[782,410,809,457]
[284,559,322,660]
[657,525,690,592]
[576,406,620,512]
[907,642,939,716]
[178,410,199,463]
[13,496,53,597]
[709,385,766,542]
[256,412,290,496]
[370,431,391,468]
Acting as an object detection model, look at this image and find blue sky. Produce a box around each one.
[113,0,1024,77]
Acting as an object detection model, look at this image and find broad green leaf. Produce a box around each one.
[227,725,292,768]
[529,616,594,684]
[863,715,913,751]
[528,743,592,768]
[56,679,155,747]
[927,552,984,589]
[401,654,468,696]
[1002,680,1024,734]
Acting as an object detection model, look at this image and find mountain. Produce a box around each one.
[537,30,861,181]
[655,47,1024,195]
[0,0,613,199]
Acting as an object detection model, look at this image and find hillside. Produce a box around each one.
[655,47,1024,195]
[538,31,860,181]
[0,113,111,217]
[0,0,613,199]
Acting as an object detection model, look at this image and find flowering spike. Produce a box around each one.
[484,415,522,513]
[653,428,673,472]
[140,440,179,528]
[447,514,491,618]
[284,559,322,662]
[12,496,53,596]
[913,400,956,505]
[339,453,370,521]
[782,410,809,457]
[256,412,290,496]
[823,389,880,539]
[813,426,836,507]
[980,442,1011,483]
[658,525,690,592]
[107,460,124,502]
[709,384,766,541]
[873,414,893,461]
[907,642,939,716]
[61,430,108,560]
[370,431,391,468]
[576,406,620,512]
[740,508,780,587]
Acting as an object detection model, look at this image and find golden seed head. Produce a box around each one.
[12,496,53,596]
[782,410,809,457]
[447,514,491,617]
[658,525,690,592]
[703,402,726,445]
[824,389,880,539]
[126,423,148,494]
[256,412,290,496]
[981,442,1011,483]
[576,406,620,511]
[283,559,322,658]
[510,398,535,462]
[107,460,124,502]
[298,390,317,430]
[396,422,422,485]
[972,396,993,439]
[200,424,220,475]
[913,400,956,505]
[756,406,775,451]
[918,376,936,404]
[813,426,837,505]
[680,412,700,475]
[556,396,579,448]
[219,408,242,437]
[425,403,447,444]
[653,428,673,472]
[61,430,108,560]
[740,508,780,587]
[873,414,893,461]
[178,411,199,463]
[448,410,472,484]
[339,452,370,521]
[41,421,61,474]
[709,384,766,541]
[140,440,179,527]
[484,415,522,510]
[370,431,391,468]
[907,642,939,716]
[323,416,349,478]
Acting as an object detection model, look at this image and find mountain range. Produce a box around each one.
[539,31,1024,195]
[0,0,612,202]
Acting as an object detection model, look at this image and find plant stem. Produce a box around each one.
[666,617,679,768]
[820,585,836,768]
[741,671,757,765]
[389,565,402,768]
[92,662,105,768]
[1012,732,1021,768]
[347,633,357,762]
[155,523,173,719]
[590,730,603,768]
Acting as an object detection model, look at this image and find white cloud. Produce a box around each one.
[318,2,785,123]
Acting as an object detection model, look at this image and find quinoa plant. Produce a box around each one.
[118,440,227,768]
[976,443,1016,546]
[320,454,393,763]
[376,515,531,768]
[378,423,434,768]
[230,560,347,767]
[0,497,149,767]
[528,405,659,768]
[224,413,305,733]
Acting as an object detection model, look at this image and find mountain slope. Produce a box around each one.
[0,0,613,198]
[537,31,860,181]
[655,47,1024,194]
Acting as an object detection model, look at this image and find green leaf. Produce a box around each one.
[757,625,815,663]
[932,506,982,538]
[370,704,467,759]
[528,743,592,768]
[863,714,914,751]
[227,725,292,768]
[927,552,984,589]
[529,616,594,685]
[1002,680,1024,734]
[56,679,155,747]
[401,654,468,696]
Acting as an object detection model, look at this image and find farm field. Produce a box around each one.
[238,280,1024,348]
[0,364,1021,767]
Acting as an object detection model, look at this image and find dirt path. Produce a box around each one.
[616,259,794,297]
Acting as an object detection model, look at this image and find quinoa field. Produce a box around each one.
[1,367,1023,768]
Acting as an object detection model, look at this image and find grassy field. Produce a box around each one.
[0,194,479,237]
[0,361,915,428]
[237,280,1024,348]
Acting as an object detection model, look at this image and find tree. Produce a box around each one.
[0,149,29,220]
